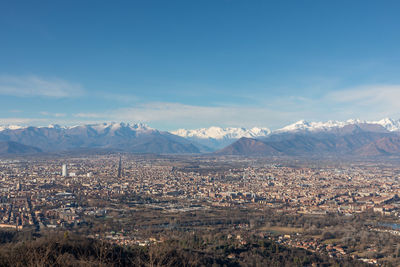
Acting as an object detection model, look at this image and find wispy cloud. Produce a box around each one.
[95,92,139,103]
[0,117,101,127]
[39,111,66,117]
[2,83,400,130]
[98,85,400,129]
[327,85,400,106]
[74,112,103,118]
[325,85,400,119]
[0,75,84,98]
[9,109,23,113]
[0,117,48,125]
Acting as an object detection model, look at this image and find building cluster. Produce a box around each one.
[1,157,400,230]
[0,155,400,266]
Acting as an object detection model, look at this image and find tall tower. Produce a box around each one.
[117,156,122,178]
[62,164,68,177]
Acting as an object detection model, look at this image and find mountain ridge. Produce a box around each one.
[2,118,400,156]
[0,123,199,154]
[171,118,400,151]
[217,129,400,157]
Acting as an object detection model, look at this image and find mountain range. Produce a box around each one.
[171,127,271,150]
[0,123,199,154]
[218,120,400,157]
[2,118,400,156]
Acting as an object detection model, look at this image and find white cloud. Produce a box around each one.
[3,83,400,130]
[74,112,103,118]
[327,85,400,106]
[0,75,84,98]
[325,85,400,120]
[40,111,66,117]
[0,117,48,125]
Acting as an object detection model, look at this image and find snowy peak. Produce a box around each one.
[130,122,152,130]
[0,122,196,154]
[275,119,366,133]
[276,120,311,132]
[0,122,155,140]
[373,118,400,132]
[69,122,156,136]
[171,126,271,140]
[0,122,152,131]
[0,125,27,132]
[274,118,400,133]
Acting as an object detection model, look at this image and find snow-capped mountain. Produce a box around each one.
[373,118,400,132]
[171,118,400,152]
[171,127,271,150]
[274,118,400,133]
[0,122,199,154]
[170,118,400,144]
[218,118,400,157]
[0,122,154,133]
[172,126,270,140]
[0,125,26,132]
[65,122,155,137]
[2,118,400,155]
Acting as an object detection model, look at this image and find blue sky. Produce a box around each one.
[1,0,400,130]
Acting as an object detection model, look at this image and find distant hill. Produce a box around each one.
[355,135,400,156]
[0,141,41,154]
[216,137,282,156]
[217,126,400,157]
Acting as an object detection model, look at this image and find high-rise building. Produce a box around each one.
[17,182,21,191]
[62,164,68,177]
[117,156,122,178]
